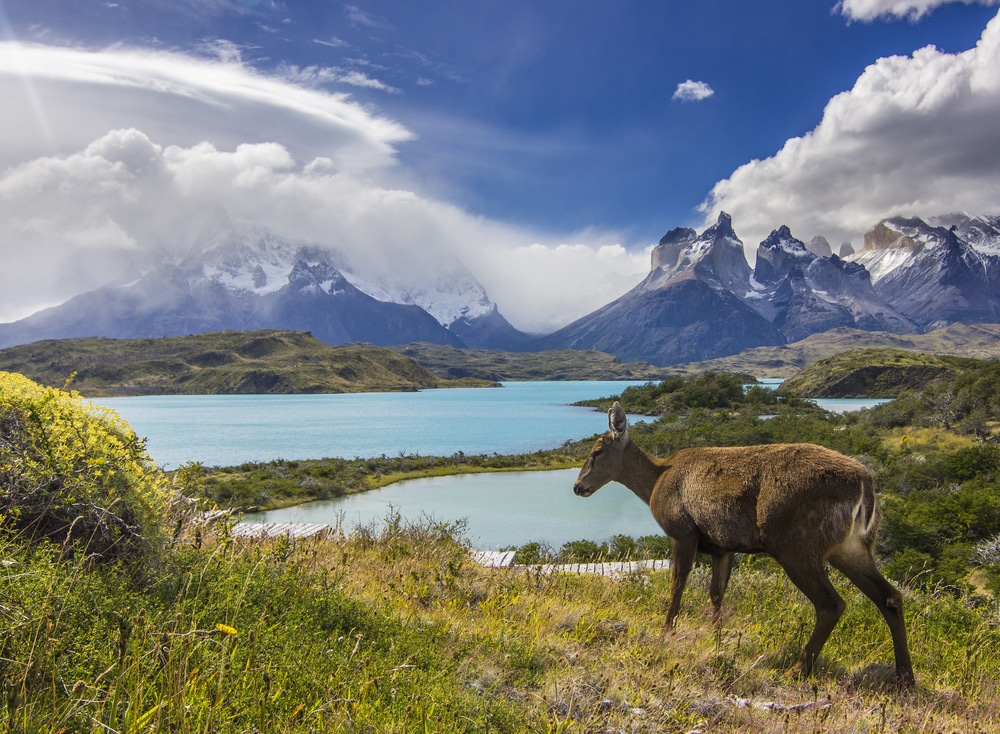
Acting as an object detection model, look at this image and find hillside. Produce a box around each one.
[668,323,1000,377]
[0,330,497,397]
[777,348,978,398]
[392,343,672,381]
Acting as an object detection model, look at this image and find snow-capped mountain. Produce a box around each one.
[533,213,785,365]
[337,257,531,349]
[746,225,915,340]
[0,217,528,350]
[846,215,1000,329]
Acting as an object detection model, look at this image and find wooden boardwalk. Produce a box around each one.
[230,522,332,540]
[232,524,670,577]
[473,550,670,577]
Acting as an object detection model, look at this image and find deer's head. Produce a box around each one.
[573,401,630,497]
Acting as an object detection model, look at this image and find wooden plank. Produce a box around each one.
[231,522,330,539]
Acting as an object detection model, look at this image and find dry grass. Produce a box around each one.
[4,517,999,732]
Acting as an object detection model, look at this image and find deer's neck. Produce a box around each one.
[619,441,665,506]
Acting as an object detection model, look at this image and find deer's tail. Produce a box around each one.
[853,474,881,550]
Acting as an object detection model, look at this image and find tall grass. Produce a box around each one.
[3,517,1000,732]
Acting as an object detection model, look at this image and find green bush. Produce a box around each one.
[0,371,171,563]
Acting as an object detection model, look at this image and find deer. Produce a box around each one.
[573,402,913,685]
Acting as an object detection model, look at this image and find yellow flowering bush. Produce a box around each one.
[0,371,170,562]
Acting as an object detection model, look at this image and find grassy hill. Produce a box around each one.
[670,323,1000,377]
[0,330,497,397]
[394,324,1000,382]
[777,348,979,398]
[392,342,672,381]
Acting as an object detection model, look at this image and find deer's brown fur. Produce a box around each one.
[573,402,913,684]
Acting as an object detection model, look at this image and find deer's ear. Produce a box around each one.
[608,401,628,440]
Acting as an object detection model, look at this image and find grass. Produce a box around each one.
[176,446,590,512]
[4,518,1000,733]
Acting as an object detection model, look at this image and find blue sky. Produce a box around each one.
[1,0,999,331]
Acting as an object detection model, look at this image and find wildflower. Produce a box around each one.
[215,623,238,636]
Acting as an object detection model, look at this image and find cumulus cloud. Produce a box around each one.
[672,80,714,102]
[837,0,1000,22]
[0,127,645,331]
[699,9,1000,256]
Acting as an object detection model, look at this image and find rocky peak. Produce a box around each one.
[753,226,814,286]
[863,221,919,251]
[651,226,697,271]
[644,212,751,296]
[806,236,833,258]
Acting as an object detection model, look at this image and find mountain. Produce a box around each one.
[0,218,528,350]
[748,225,915,341]
[533,213,785,365]
[339,257,532,350]
[846,214,1000,329]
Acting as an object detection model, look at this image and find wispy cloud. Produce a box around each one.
[700,9,1000,254]
[276,62,400,93]
[344,4,391,30]
[0,42,412,172]
[313,36,348,49]
[672,79,714,102]
[836,0,999,22]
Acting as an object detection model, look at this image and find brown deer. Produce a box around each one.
[573,402,913,684]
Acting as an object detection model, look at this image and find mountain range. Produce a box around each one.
[537,211,1000,365]
[0,214,525,352]
[2,210,999,366]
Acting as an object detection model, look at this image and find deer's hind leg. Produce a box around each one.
[775,556,846,678]
[828,549,914,684]
[709,552,734,616]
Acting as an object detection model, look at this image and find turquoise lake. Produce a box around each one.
[95,382,888,549]
[95,381,647,469]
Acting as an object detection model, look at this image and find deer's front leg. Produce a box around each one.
[666,537,697,628]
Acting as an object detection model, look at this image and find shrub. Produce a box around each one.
[0,371,171,564]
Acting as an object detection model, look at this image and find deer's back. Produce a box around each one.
[650,443,873,554]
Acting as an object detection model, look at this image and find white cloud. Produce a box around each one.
[836,0,1000,21]
[700,9,1000,256]
[0,41,412,172]
[672,79,714,102]
[0,127,645,331]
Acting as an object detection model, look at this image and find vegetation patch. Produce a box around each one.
[7,367,1000,729]
[778,348,975,398]
[0,371,172,563]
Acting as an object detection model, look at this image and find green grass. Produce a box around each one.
[4,520,1000,732]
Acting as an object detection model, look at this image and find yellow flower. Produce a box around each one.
[215,623,238,636]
